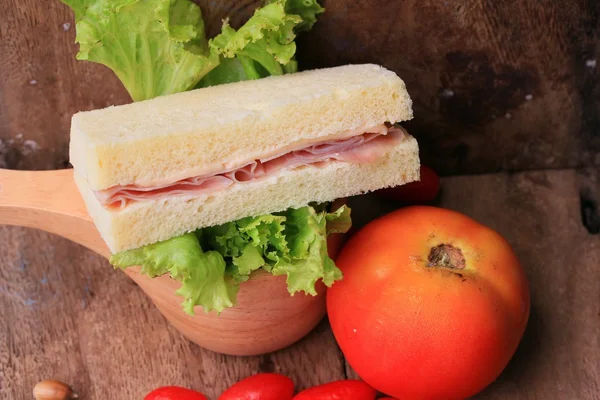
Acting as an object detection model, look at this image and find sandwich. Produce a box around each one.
[70,64,420,313]
[62,0,420,315]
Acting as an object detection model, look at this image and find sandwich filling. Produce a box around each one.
[95,125,406,210]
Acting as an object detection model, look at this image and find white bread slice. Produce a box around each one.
[69,64,413,191]
[75,135,420,253]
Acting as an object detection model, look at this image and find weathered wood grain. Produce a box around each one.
[1,0,599,398]
[298,0,600,175]
[0,0,130,171]
[2,169,598,399]
[345,168,600,399]
[579,168,600,235]
[0,0,598,174]
[0,226,345,399]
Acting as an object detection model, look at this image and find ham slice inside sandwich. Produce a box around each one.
[95,125,406,210]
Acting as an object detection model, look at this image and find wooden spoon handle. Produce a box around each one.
[0,168,108,257]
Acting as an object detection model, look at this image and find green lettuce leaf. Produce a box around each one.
[209,2,300,62]
[325,204,352,234]
[61,0,220,101]
[233,245,265,276]
[271,206,343,295]
[197,0,324,87]
[62,0,324,96]
[110,233,238,314]
[111,204,350,314]
[269,0,325,33]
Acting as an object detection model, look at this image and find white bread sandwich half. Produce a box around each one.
[70,64,420,254]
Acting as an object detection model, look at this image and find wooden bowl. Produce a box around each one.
[0,168,346,356]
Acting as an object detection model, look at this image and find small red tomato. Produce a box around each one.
[292,380,376,400]
[219,373,294,400]
[375,165,440,203]
[144,386,207,400]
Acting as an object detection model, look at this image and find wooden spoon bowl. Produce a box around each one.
[0,168,344,356]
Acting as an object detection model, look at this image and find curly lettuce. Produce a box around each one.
[198,0,324,87]
[110,234,238,314]
[111,205,351,314]
[271,0,325,33]
[61,0,220,101]
[61,0,324,97]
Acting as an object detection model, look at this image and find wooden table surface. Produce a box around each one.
[1,0,598,175]
[1,168,599,399]
[1,0,600,398]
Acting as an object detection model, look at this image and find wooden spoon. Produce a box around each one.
[0,168,345,356]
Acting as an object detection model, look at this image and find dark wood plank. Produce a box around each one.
[298,0,600,175]
[579,168,600,235]
[1,0,599,174]
[345,168,600,399]
[1,0,599,397]
[3,169,598,398]
[0,0,131,171]
[0,226,345,399]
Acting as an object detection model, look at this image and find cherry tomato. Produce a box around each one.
[218,373,294,400]
[327,206,530,400]
[292,379,376,400]
[375,165,440,203]
[144,386,207,400]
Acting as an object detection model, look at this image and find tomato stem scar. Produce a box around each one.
[428,244,466,270]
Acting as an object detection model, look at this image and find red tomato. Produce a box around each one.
[327,206,530,400]
[144,386,207,400]
[218,373,294,400]
[375,165,440,203]
[292,379,376,400]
